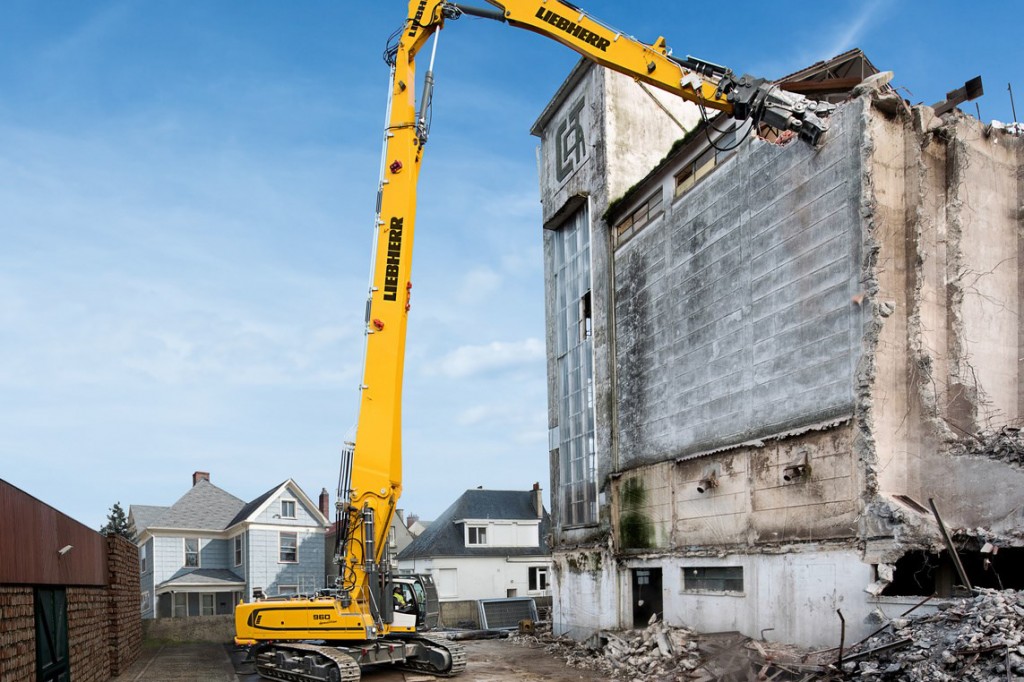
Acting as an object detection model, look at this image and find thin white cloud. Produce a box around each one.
[428,338,545,379]
[823,0,885,59]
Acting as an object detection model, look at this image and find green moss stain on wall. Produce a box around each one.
[619,478,654,549]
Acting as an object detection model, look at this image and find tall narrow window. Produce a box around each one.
[184,538,199,567]
[200,594,215,616]
[528,566,548,592]
[234,535,243,566]
[140,544,148,573]
[552,207,597,526]
[279,532,298,563]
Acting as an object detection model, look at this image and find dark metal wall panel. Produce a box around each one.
[0,479,107,586]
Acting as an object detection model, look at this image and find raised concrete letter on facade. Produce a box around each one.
[555,97,587,182]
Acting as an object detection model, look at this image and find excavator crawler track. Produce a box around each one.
[254,642,362,682]
[393,634,467,677]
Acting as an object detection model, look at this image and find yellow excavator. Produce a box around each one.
[233,2,834,680]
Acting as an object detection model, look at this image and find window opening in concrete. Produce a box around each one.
[631,567,663,627]
[529,566,548,591]
[683,566,744,593]
[279,531,298,563]
[467,525,487,546]
[615,190,663,245]
[281,499,296,518]
[553,206,597,527]
[578,290,592,342]
[882,548,1024,597]
[184,538,199,567]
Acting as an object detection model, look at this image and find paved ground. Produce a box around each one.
[116,638,608,682]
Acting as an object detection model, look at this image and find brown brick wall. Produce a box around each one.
[0,587,34,681]
[0,535,142,682]
[67,587,111,682]
[107,534,142,675]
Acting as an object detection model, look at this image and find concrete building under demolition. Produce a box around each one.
[531,50,1024,647]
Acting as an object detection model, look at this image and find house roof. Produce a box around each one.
[132,477,327,538]
[397,489,550,561]
[148,479,246,531]
[129,504,170,535]
[156,567,245,593]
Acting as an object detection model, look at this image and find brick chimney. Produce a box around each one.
[532,482,543,518]
[193,471,210,486]
[319,488,330,519]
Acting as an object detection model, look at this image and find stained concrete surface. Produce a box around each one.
[115,638,608,681]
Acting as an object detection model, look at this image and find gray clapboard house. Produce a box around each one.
[130,471,328,619]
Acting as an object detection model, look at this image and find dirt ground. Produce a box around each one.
[229,637,608,682]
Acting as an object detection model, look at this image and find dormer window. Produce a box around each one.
[281,500,296,519]
[467,525,487,546]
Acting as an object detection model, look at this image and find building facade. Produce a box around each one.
[131,472,328,619]
[532,56,1024,647]
[397,487,551,602]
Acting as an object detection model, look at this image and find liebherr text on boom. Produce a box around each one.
[233,2,835,681]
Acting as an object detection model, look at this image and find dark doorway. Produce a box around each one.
[35,588,70,682]
[631,567,662,627]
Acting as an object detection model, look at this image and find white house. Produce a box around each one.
[130,471,328,618]
[396,486,551,602]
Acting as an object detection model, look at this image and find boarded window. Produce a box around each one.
[436,568,458,599]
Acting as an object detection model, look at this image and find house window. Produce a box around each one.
[172,593,188,617]
[140,591,151,614]
[233,535,243,566]
[529,566,548,592]
[389,526,397,549]
[278,585,298,596]
[184,538,199,567]
[200,593,215,616]
[553,207,597,527]
[467,526,487,546]
[281,500,296,518]
[682,566,744,593]
[140,544,148,573]
[614,189,663,244]
[279,532,298,563]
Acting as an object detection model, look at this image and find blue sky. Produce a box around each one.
[2,1,1020,531]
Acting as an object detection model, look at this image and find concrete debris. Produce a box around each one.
[514,588,1023,680]
[950,426,1024,466]
[842,588,1024,680]
[512,621,829,681]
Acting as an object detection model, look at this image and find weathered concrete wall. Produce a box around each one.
[537,56,1024,648]
[867,103,1024,539]
[613,101,867,467]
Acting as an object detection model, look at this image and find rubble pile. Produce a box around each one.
[512,618,828,681]
[513,588,1024,680]
[842,588,1024,680]
[950,426,1024,466]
